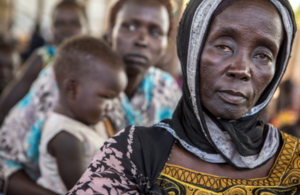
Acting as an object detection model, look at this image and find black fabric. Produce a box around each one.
[131,124,175,194]
[172,0,297,169]
[213,0,237,17]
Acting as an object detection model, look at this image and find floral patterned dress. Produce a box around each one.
[68,126,300,195]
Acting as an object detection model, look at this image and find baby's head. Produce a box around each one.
[53,35,127,125]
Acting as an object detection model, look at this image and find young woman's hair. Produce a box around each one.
[53,0,87,20]
[108,0,174,37]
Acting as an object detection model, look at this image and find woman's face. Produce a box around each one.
[52,5,86,45]
[199,0,284,120]
[110,0,169,78]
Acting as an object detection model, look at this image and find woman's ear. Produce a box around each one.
[64,79,79,100]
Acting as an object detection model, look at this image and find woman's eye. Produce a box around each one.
[150,29,162,38]
[216,45,231,52]
[127,24,137,32]
[121,23,137,32]
[254,54,271,62]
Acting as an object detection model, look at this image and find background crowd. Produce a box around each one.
[0,0,299,194]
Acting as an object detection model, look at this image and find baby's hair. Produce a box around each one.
[52,0,87,20]
[108,0,174,37]
[53,35,125,88]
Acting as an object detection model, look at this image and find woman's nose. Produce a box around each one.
[226,55,251,81]
[134,28,149,48]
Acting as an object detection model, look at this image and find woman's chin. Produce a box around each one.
[210,106,249,120]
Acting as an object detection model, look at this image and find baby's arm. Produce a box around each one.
[48,131,87,190]
[7,170,59,195]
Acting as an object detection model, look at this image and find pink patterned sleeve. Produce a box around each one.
[67,126,141,195]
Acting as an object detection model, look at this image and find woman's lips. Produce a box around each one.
[124,54,148,65]
[217,90,247,104]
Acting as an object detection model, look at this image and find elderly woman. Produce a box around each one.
[68,0,299,194]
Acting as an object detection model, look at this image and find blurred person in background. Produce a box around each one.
[0,40,19,96]
[21,24,45,63]
[0,0,181,194]
[106,0,181,130]
[0,0,88,125]
[0,1,88,195]
[271,80,300,137]
[270,80,299,129]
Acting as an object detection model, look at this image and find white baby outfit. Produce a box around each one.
[37,112,109,194]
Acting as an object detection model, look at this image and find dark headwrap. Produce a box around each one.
[156,0,297,169]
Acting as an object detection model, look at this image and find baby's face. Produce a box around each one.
[72,62,127,125]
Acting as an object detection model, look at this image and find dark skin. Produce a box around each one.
[0,49,15,95]
[0,4,86,125]
[169,0,284,179]
[49,60,127,190]
[6,171,59,195]
[108,0,169,99]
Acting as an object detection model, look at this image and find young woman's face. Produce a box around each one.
[199,0,284,120]
[52,5,86,45]
[110,0,169,78]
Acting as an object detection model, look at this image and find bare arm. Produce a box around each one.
[48,131,87,190]
[0,51,43,125]
[6,170,59,195]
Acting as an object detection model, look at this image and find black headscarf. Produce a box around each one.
[168,0,297,169]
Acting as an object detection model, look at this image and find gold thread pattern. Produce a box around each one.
[157,132,300,195]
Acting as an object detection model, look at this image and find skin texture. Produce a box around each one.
[108,0,169,99]
[199,0,284,120]
[0,4,86,126]
[0,49,14,95]
[169,0,284,178]
[49,59,127,190]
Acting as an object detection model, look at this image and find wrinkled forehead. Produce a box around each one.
[208,0,285,47]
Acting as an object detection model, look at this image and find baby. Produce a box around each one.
[37,35,127,194]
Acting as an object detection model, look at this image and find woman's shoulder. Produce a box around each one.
[278,131,300,167]
[149,67,179,87]
[67,125,175,194]
[280,130,300,145]
[110,125,175,150]
[148,67,182,106]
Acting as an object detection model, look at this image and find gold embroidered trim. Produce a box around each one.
[158,132,299,192]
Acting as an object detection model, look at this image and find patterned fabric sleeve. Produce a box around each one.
[0,65,57,181]
[67,126,141,195]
